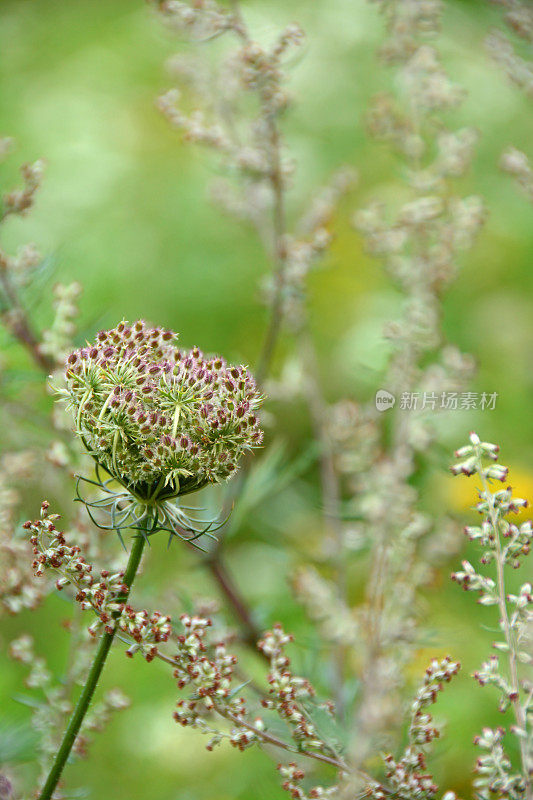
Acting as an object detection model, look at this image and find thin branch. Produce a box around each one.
[254,116,288,388]
[205,552,264,654]
[0,264,54,373]
[216,703,349,771]
[154,648,387,791]
[201,0,290,648]
[298,322,347,716]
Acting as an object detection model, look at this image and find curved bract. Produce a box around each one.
[59,319,264,501]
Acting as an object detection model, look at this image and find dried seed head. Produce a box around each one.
[60,320,263,497]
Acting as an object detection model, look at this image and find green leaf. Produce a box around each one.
[0,718,38,763]
[228,439,319,536]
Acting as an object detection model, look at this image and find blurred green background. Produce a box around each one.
[0,0,532,797]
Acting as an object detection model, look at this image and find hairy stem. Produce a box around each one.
[37,526,147,800]
[478,467,532,797]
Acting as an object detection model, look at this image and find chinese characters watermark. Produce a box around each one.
[375,390,498,412]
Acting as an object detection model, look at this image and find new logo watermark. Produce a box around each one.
[375,389,396,412]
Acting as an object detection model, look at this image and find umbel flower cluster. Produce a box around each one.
[60,320,263,500]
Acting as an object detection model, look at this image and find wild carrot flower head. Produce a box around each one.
[60,320,263,502]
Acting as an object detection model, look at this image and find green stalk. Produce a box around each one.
[37,522,148,800]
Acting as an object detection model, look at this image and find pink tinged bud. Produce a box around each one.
[486,465,508,481]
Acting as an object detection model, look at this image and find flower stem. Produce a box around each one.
[37,524,148,800]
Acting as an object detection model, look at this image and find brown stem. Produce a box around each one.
[206,553,264,653]
[0,266,54,373]
[216,704,350,771]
